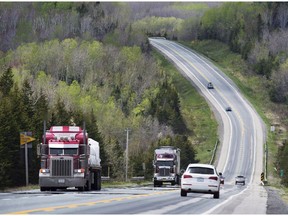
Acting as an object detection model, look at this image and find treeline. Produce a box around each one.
[197,2,288,104]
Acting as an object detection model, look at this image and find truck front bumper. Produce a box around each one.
[154,176,175,182]
[39,176,86,188]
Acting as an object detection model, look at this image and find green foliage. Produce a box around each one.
[172,2,209,11]
[253,57,276,79]
[149,78,188,134]
[132,16,184,39]
[277,140,288,186]
[0,67,13,96]
[200,3,261,58]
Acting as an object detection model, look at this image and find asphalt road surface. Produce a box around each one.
[1,185,287,214]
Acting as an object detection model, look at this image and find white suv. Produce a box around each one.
[180,163,221,199]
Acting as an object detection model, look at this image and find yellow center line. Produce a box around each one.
[8,189,177,214]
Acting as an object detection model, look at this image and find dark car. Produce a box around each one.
[207,82,214,89]
[226,106,232,112]
[235,175,245,185]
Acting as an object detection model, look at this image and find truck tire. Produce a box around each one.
[213,191,220,199]
[40,187,47,191]
[92,170,101,191]
[84,179,91,191]
[176,175,180,185]
[95,170,101,190]
[77,187,84,191]
[180,189,187,197]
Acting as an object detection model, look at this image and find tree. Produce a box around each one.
[50,97,71,126]
[0,67,14,97]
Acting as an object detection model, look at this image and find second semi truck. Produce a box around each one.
[153,146,180,187]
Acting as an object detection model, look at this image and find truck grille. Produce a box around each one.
[51,158,73,177]
[159,168,170,176]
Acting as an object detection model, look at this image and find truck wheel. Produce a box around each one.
[176,175,180,185]
[84,179,91,191]
[96,170,101,190]
[77,187,84,191]
[180,189,187,197]
[40,187,47,191]
[153,180,158,187]
[213,191,220,199]
[92,170,101,191]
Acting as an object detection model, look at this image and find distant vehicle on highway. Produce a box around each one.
[207,82,214,89]
[220,173,225,185]
[180,163,222,199]
[235,175,246,185]
[226,106,232,112]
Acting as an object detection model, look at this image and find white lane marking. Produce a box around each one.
[143,197,202,214]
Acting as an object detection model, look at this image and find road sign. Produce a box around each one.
[261,172,264,181]
[20,133,36,145]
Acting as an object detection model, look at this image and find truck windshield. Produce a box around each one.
[50,148,78,155]
[156,161,174,166]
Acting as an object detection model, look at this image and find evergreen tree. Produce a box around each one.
[85,110,108,174]
[0,67,14,97]
[0,86,24,188]
[52,97,71,125]
[30,90,49,184]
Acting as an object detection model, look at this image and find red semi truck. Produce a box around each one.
[37,125,101,191]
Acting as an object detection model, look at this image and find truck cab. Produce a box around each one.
[153,146,180,187]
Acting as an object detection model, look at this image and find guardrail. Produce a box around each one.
[131,176,145,181]
[101,176,111,181]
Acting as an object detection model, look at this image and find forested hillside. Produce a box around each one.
[186,2,288,186]
[1,2,287,189]
[0,2,215,188]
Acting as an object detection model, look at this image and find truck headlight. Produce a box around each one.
[74,169,85,173]
[40,169,50,173]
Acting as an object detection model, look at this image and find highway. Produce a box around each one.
[0,38,268,214]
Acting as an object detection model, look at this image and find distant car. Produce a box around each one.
[226,107,232,112]
[220,174,225,185]
[207,82,214,89]
[180,163,222,199]
[235,175,245,185]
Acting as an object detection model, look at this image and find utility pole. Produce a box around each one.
[125,128,131,182]
[25,132,28,186]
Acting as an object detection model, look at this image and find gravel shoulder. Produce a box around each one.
[266,186,288,214]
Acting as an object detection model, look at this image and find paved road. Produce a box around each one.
[0,185,259,214]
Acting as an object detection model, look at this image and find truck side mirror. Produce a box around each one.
[37,143,48,156]
[37,144,41,157]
